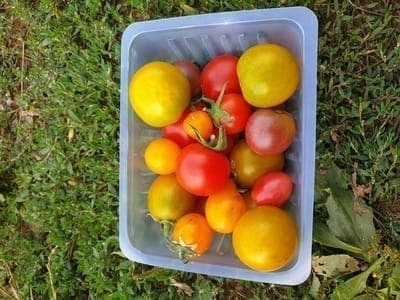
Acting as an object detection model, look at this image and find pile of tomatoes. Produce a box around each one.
[129,43,300,272]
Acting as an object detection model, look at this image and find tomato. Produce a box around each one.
[252,172,293,207]
[144,138,181,175]
[172,213,213,255]
[129,61,191,127]
[237,43,300,108]
[232,206,298,271]
[207,93,252,135]
[183,110,214,140]
[173,60,202,98]
[229,139,284,188]
[205,179,247,234]
[176,143,230,196]
[161,109,195,148]
[147,174,195,221]
[200,55,241,100]
[220,93,252,135]
[245,109,296,155]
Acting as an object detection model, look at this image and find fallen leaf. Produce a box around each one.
[312,255,361,277]
[352,171,372,198]
[68,127,74,142]
[170,279,193,296]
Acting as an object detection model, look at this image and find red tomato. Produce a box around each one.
[251,171,293,207]
[245,109,296,155]
[219,93,252,135]
[176,143,230,196]
[161,109,195,148]
[200,55,241,100]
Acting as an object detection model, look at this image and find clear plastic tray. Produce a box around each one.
[119,7,318,285]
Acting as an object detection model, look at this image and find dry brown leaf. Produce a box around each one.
[352,171,372,198]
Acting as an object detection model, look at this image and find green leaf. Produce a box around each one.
[389,263,400,296]
[312,255,361,277]
[314,167,376,256]
[331,257,384,300]
[326,190,375,249]
[313,223,364,255]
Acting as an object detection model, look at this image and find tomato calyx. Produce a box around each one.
[202,82,232,127]
[190,125,227,151]
[158,219,198,264]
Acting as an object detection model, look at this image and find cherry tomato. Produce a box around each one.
[144,138,181,175]
[232,206,298,271]
[129,61,190,127]
[237,43,300,108]
[173,60,202,98]
[147,174,195,221]
[173,213,213,255]
[183,110,214,140]
[176,143,230,196]
[252,172,293,207]
[161,109,195,148]
[245,109,296,155]
[229,139,284,188]
[200,55,241,100]
[205,179,247,234]
[219,93,252,135]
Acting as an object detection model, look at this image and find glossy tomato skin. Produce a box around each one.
[176,143,230,196]
[200,55,241,100]
[232,206,298,271]
[230,139,284,188]
[245,109,296,155]
[205,179,247,234]
[161,109,195,148]
[129,61,191,127]
[147,174,195,221]
[173,213,213,255]
[252,171,293,207]
[220,93,252,135]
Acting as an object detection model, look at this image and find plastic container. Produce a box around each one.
[119,7,318,285]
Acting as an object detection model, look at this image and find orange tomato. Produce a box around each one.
[172,213,213,255]
[205,179,247,234]
[144,138,181,175]
[183,110,214,140]
[232,206,298,271]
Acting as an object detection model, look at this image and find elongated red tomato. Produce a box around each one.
[176,143,230,196]
[251,171,293,207]
[200,55,241,100]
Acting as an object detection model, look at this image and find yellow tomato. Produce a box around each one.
[147,174,195,221]
[237,44,300,108]
[129,61,191,127]
[229,139,284,188]
[144,138,181,175]
[232,206,298,272]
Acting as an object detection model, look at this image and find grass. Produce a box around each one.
[0,0,399,298]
